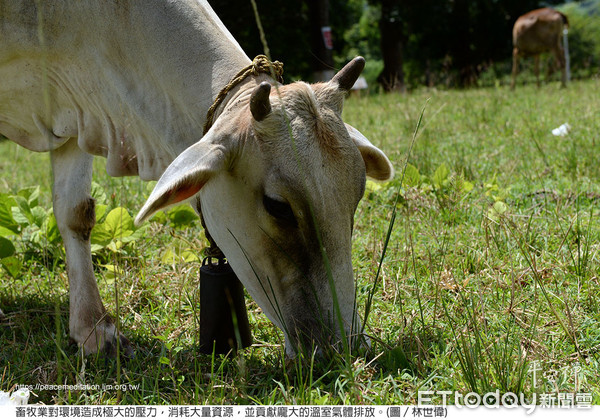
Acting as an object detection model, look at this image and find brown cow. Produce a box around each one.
[511,8,569,89]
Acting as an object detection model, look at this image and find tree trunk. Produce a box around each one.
[307,0,335,82]
[451,0,477,87]
[377,0,405,92]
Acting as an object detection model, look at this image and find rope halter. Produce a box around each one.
[202,55,284,135]
[200,55,284,260]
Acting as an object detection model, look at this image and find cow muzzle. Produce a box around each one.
[283,311,368,358]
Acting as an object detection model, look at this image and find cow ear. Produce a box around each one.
[331,57,365,91]
[135,135,228,225]
[250,82,272,121]
[345,123,394,181]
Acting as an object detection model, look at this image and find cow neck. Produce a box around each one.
[203,55,283,135]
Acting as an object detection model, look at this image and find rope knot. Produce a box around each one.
[203,55,284,135]
[250,55,284,83]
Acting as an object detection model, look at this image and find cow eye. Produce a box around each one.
[263,195,297,227]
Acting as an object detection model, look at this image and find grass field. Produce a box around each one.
[1,78,599,406]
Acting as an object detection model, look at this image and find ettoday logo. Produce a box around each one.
[417,360,592,413]
[418,390,537,413]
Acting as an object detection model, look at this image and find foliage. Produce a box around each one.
[209,0,363,81]
[335,1,383,87]
[212,0,600,88]
[0,183,202,278]
[559,1,600,79]
[356,0,600,88]
[0,187,60,277]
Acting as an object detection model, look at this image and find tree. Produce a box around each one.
[209,0,312,80]
[377,0,406,92]
[307,0,335,81]
[398,0,565,87]
[209,0,359,82]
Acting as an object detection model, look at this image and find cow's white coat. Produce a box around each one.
[1,0,393,356]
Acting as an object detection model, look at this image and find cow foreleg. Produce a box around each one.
[510,48,519,90]
[52,138,132,357]
[553,46,567,88]
[534,55,541,88]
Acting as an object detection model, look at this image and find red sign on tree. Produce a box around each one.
[321,26,333,50]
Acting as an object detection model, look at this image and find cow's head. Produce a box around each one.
[136,57,393,357]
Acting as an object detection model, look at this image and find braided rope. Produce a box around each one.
[200,55,283,260]
[203,55,283,135]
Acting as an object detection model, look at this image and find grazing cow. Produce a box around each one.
[0,0,393,357]
[511,7,569,89]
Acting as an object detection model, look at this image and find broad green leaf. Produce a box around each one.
[402,163,421,188]
[0,236,16,258]
[104,207,134,234]
[90,243,104,253]
[91,223,112,246]
[461,180,474,193]
[120,226,146,244]
[487,201,508,222]
[17,186,40,207]
[101,263,124,280]
[43,211,61,244]
[452,175,474,195]
[161,248,178,264]
[167,205,198,228]
[106,240,123,253]
[91,207,134,246]
[30,206,47,228]
[12,195,33,226]
[1,256,21,278]
[312,393,329,405]
[493,201,508,214]
[95,204,108,222]
[432,163,450,189]
[365,180,381,193]
[0,194,19,233]
[0,226,15,237]
[11,206,30,226]
[180,249,199,262]
[161,247,199,264]
[150,211,167,225]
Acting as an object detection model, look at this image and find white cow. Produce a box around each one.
[0,0,393,357]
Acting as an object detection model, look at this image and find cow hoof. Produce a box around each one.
[74,321,134,359]
[82,332,134,359]
[102,333,135,359]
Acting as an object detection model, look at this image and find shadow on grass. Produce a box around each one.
[375,324,446,376]
[3,293,438,404]
[0,293,296,403]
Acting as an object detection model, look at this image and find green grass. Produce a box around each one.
[1,78,599,405]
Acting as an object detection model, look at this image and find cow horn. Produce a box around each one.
[331,56,365,91]
[250,82,272,121]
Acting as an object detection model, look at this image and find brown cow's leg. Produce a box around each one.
[510,48,520,90]
[534,55,541,88]
[553,46,567,88]
[51,138,132,357]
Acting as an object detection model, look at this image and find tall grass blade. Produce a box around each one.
[363,100,427,331]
